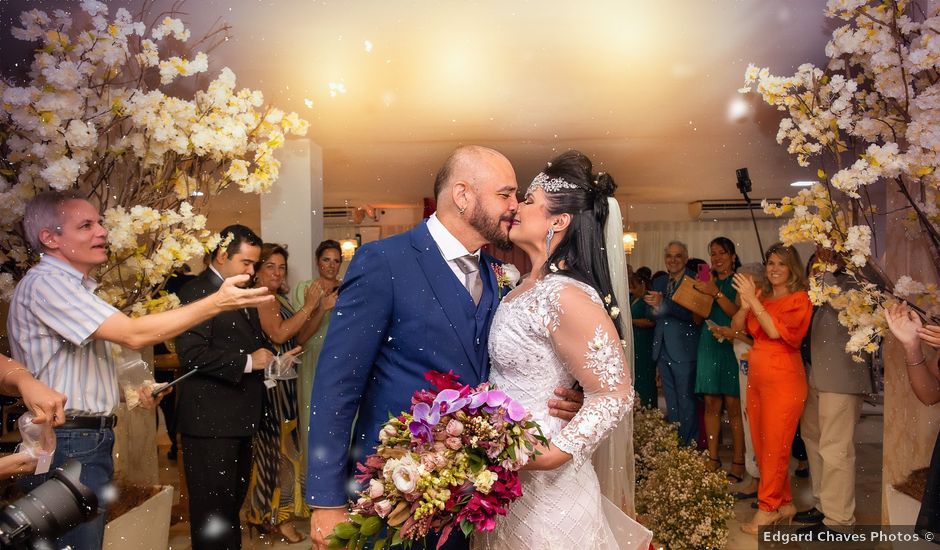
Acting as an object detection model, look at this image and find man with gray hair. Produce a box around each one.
[644,240,702,446]
[7,190,272,550]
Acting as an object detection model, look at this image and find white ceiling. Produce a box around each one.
[1,0,834,208]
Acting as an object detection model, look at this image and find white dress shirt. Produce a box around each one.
[208,264,254,373]
[426,213,480,291]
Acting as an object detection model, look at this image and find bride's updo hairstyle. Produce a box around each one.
[534,150,621,337]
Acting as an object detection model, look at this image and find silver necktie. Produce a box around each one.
[455,255,483,305]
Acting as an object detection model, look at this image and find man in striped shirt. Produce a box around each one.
[6,190,273,550]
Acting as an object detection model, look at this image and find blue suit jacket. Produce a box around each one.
[650,269,702,364]
[306,221,501,507]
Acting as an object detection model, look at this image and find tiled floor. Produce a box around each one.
[158,402,885,549]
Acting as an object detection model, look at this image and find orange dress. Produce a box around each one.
[745,290,812,512]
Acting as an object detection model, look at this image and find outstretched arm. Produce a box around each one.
[94,274,272,349]
[526,285,634,470]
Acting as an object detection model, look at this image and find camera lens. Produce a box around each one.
[0,460,98,548]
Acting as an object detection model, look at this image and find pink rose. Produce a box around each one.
[445,437,463,450]
[368,479,384,499]
[374,499,393,518]
[445,419,464,436]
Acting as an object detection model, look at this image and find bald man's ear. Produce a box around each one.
[452,180,471,214]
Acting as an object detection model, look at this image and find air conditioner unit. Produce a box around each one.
[688,199,779,220]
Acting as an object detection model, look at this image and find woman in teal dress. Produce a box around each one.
[630,271,657,408]
[693,236,746,482]
[292,240,342,484]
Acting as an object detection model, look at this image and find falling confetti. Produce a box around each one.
[304,98,314,108]
[364,40,374,53]
[329,81,347,97]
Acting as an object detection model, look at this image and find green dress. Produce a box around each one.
[292,279,334,481]
[630,296,657,409]
[695,275,740,396]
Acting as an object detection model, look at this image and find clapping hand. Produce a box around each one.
[732,273,761,308]
[918,324,940,350]
[885,302,923,350]
[643,290,663,309]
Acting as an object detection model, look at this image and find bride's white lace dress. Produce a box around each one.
[474,274,637,550]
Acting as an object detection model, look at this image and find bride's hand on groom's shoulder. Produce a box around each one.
[548,387,584,421]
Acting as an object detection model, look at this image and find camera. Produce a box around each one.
[736,167,752,195]
[0,460,98,549]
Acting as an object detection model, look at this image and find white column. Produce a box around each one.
[261,138,324,291]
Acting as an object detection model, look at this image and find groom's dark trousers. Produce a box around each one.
[306,221,502,550]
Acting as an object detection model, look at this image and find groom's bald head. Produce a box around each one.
[433,145,510,200]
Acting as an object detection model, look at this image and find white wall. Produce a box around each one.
[260,139,324,290]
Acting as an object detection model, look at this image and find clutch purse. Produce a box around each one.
[671,275,714,318]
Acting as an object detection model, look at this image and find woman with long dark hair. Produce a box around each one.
[693,236,745,482]
[476,150,648,548]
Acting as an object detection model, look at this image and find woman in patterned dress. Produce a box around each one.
[245,243,323,542]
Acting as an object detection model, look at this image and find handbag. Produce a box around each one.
[671,275,714,318]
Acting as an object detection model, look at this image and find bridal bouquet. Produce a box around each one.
[327,371,546,549]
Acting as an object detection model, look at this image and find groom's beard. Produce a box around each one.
[469,203,513,250]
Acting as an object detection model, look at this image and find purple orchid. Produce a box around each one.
[468,389,527,422]
[409,389,471,442]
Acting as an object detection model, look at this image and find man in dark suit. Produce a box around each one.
[307,146,583,550]
[645,240,702,446]
[175,225,274,550]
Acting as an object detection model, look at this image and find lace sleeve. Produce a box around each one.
[547,282,635,468]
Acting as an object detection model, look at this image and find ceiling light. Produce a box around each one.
[790,181,814,187]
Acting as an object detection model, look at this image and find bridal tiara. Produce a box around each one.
[526,172,579,195]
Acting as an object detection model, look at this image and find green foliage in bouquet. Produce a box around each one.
[634,406,735,550]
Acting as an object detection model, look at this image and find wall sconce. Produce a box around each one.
[339,239,358,260]
[622,232,638,255]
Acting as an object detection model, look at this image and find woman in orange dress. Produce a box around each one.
[731,243,812,534]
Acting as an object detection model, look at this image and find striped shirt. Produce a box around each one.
[7,255,120,415]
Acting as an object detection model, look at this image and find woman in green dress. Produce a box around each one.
[629,271,657,408]
[292,240,342,484]
[693,236,745,482]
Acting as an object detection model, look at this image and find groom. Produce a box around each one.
[308,146,583,549]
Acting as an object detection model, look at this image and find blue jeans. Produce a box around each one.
[19,428,115,550]
[657,356,699,446]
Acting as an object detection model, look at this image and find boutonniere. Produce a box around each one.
[492,263,521,293]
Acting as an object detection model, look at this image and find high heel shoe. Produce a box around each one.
[706,456,722,472]
[778,502,797,525]
[726,460,746,483]
[276,522,305,544]
[740,508,784,535]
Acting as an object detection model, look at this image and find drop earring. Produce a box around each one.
[545,227,555,252]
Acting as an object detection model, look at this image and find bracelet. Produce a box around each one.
[756,309,770,318]
[713,291,722,299]
[906,357,928,368]
[0,367,29,389]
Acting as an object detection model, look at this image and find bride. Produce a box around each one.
[476,151,651,549]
